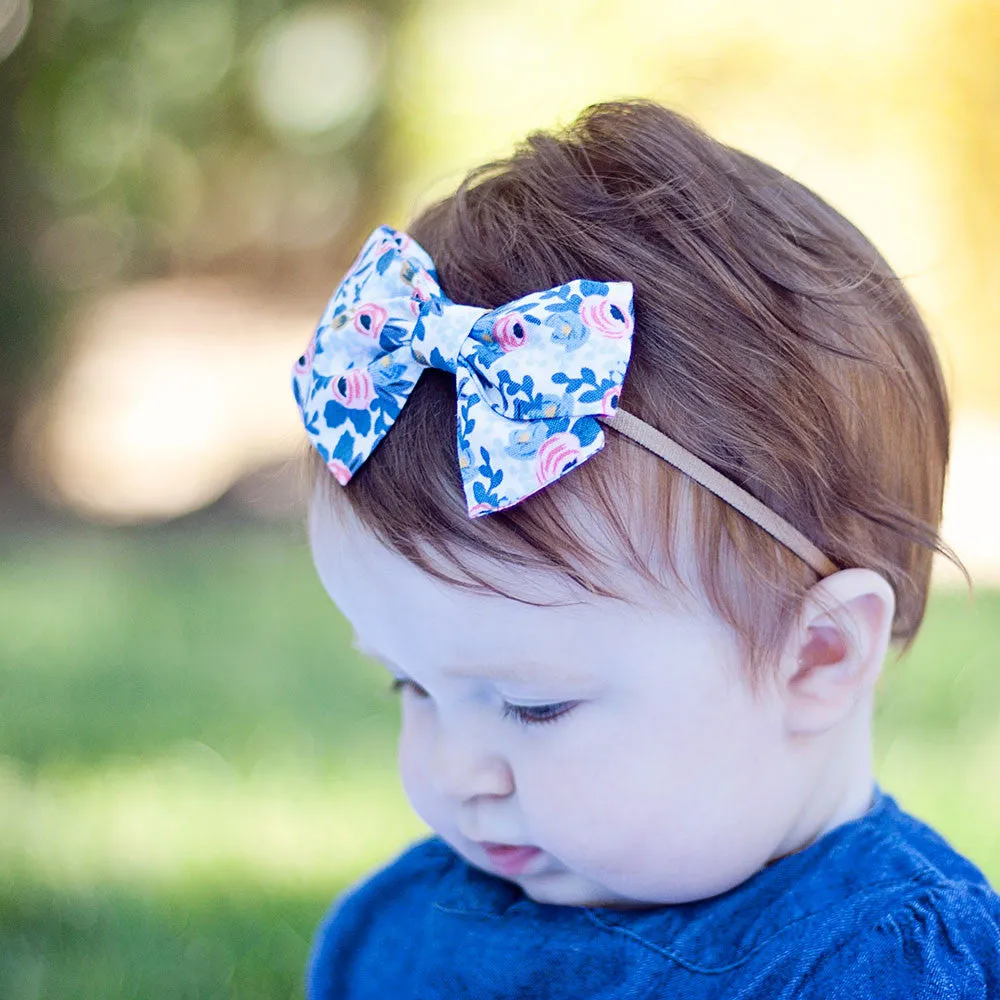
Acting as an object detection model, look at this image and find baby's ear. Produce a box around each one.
[777,568,896,735]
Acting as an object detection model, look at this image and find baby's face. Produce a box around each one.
[309,495,810,908]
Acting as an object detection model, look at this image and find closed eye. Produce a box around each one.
[388,678,577,727]
[501,699,577,726]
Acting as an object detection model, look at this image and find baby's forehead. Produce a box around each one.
[311,481,698,615]
[352,627,603,689]
[311,493,756,708]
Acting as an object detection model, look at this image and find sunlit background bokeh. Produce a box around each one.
[2,1,999,997]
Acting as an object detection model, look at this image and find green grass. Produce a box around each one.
[1,522,998,998]
[0,521,426,1000]
[2,882,322,1000]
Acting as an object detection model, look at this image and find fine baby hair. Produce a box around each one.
[296,98,960,689]
[292,98,1000,1000]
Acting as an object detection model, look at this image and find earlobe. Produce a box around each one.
[781,568,895,735]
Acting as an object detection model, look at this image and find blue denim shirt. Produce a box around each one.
[307,783,1000,998]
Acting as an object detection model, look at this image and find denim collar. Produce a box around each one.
[428,783,946,972]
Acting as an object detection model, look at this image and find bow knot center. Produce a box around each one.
[411,302,488,373]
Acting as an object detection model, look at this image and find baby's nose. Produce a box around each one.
[426,724,515,802]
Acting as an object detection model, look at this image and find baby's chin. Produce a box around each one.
[502,866,670,911]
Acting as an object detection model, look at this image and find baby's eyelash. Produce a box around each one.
[387,677,576,727]
[500,700,575,727]
[389,677,416,695]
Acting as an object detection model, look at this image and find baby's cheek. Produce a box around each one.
[521,749,721,901]
[520,729,667,857]
[396,713,438,827]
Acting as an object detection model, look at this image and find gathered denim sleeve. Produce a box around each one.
[799,883,1000,999]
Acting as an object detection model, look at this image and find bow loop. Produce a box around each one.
[460,281,634,422]
[292,225,636,514]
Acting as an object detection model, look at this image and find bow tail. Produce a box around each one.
[455,389,607,517]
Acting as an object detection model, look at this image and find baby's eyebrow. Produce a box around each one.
[350,633,589,686]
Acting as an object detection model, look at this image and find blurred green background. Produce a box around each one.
[1,0,999,997]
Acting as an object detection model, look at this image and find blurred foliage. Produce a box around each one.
[0,524,999,997]
[0,0,405,474]
[2,0,999,502]
[932,1,1000,405]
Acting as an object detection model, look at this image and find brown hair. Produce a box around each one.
[312,98,964,691]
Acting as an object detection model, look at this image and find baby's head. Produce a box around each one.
[298,100,958,908]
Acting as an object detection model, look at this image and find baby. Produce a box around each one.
[292,99,1000,997]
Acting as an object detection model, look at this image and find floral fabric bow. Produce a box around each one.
[291,225,635,515]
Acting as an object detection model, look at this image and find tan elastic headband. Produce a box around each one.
[599,408,839,578]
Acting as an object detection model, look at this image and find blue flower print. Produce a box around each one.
[470,446,506,513]
[544,311,590,351]
[324,398,371,437]
[504,421,548,459]
[368,354,410,389]
[514,391,574,422]
[457,438,477,483]
[551,367,624,415]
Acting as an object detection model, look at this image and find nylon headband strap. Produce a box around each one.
[599,408,839,578]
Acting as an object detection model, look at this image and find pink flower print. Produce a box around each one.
[409,267,436,303]
[330,369,375,409]
[579,295,633,339]
[326,458,352,485]
[352,303,388,339]
[371,236,400,260]
[536,432,582,485]
[493,312,529,352]
[600,385,620,416]
[468,501,496,517]
[294,333,317,374]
